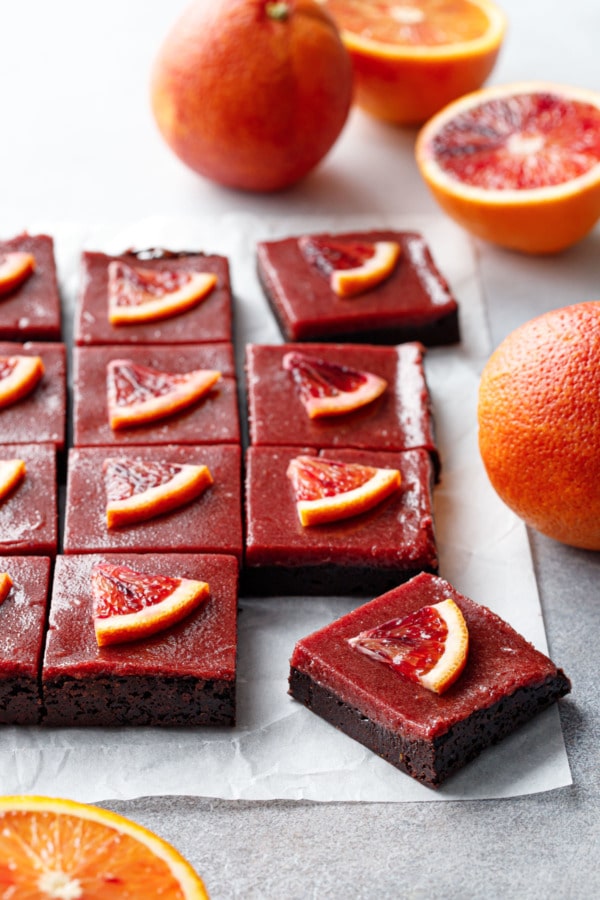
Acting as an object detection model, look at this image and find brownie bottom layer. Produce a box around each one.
[0,678,42,725]
[289,666,571,788]
[242,562,438,597]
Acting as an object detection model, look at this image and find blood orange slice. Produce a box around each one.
[91,561,210,646]
[287,455,401,526]
[416,82,600,253]
[0,458,26,503]
[283,351,387,418]
[0,251,36,295]
[103,456,213,528]
[107,359,221,430]
[348,597,469,694]
[0,354,44,409]
[298,235,400,297]
[0,572,12,606]
[108,260,217,324]
[0,795,209,898]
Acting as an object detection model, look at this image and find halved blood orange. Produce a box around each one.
[0,572,12,606]
[103,457,213,528]
[283,351,387,418]
[0,458,26,503]
[91,561,210,646]
[0,251,36,295]
[287,454,401,526]
[416,82,600,253]
[348,597,469,694]
[298,235,400,297]
[319,0,506,125]
[0,354,45,409]
[107,359,221,430]
[0,795,209,898]
[108,261,217,325]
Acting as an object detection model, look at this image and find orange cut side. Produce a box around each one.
[0,354,45,409]
[283,351,387,418]
[108,261,217,325]
[0,795,209,899]
[0,251,36,295]
[287,454,401,526]
[348,597,469,694]
[107,359,221,429]
[0,458,26,503]
[298,235,400,296]
[91,561,210,646]
[0,572,12,606]
[103,457,213,528]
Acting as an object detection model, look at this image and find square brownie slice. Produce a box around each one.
[244,446,437,595]
[42,553,238,726]
[0,443,58,556]
[289,572,571,788]
[257,230,459,346]
[0,342,67,450]
[63,444,243,559]
[0,233,62,341]
[73,343,240,447]
[75,248,233,345]
[0,556,51,724]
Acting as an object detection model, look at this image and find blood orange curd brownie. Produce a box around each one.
[0,556,52,724]
[42,553,238,726]
[0,342,67,450]
[0,233,62,341]
[244,446,437,595]
[288,572,571,788]
[0,443,58,556]
[75,247,233,345]
[256,230,459,346]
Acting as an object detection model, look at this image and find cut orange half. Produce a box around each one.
[91,561,210,646]
[0,458,26,503]
[108,260,217,325]
[0,251,36,295]
[299,235,400,297]
[103,456,213,528]
[0,795,209,898]
[0,572,12,606]
[416,82,600,253]
[0,354,45,409]
[287,455,401,526]
[107,359,221,430]
[319,0,506,124]
[348,597,469,694]
[283,351,387,418]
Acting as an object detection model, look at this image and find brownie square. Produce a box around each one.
[0,556,51,724]
[257,230,459,346]
[0,342,67,450]
[0,233,62,341]
[42,553,238,726]
[73,343,240,447]
[0,443,58,556]
[75,249,233,345]
[246,341,438,472]
[63,443,243,559]
[244,446,437,595]
[289,572,571,788]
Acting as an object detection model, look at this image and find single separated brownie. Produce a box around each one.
[0,341,67,450]
[0,233,62,341]
[257,230,459,346]
[289,572,571,788]
[42,553,238,726]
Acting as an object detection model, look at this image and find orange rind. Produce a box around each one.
[108,261,217,325]
[0,354,45,409]
[0,572,12,606]
[0,251,35,295]
[0,458,26,503]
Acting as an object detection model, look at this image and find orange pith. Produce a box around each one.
[0,795,209,899]
[0,458,26,503]
[287,454,401,526]
[283,351,388,418]
[108,261,217,324]
[478,301,600,550]
[0,572,12,605]
[0,354,45,409]
[0,251,36,295]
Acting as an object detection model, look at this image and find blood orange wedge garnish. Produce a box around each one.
[283,351,387,418]
[0,251,36,295]
[0,354,44,409]
[0,795,209,899]
[287,455,401,526]
[416,82,600,253]
[103,456,213,528]
[0,458,26,503]
[348,598,469,694]
[298,235,401,297]
[107,359,221,430]
[108,260,217,325]
[0,572,12,606]
[91,561,210,647]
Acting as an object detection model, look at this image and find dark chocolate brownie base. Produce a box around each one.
[241,561,438,598]
[289,666,571,788]
[0,677,42,725]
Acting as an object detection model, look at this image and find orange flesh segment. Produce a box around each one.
[0,251,35,295]
[0,573,12,605]
[0,354,45,409]
[0,459,26,503]
[108,261,217,324]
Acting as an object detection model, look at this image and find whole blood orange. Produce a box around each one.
[478,302,600,550]
[150,0,353,192]
[416,82,600,253]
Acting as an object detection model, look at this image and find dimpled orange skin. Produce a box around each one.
[478,301,600,550]
[150,0,353,192]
